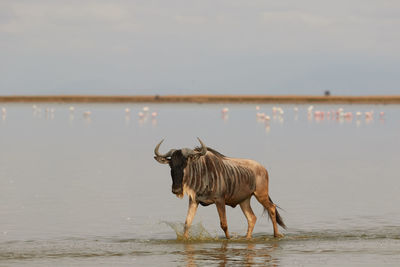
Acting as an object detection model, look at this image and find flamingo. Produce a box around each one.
[221,107,229,114]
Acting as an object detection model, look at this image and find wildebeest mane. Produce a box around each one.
[185,148,256,201]
[194,146,226,158]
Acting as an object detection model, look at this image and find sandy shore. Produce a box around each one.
[0,95,400,104]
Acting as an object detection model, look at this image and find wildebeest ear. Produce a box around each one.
[154,156,170,164]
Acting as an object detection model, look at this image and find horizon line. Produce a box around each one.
[1,94,400,104]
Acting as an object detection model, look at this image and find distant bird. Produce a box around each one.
[32,105,41,113]
[255,106,260,111]
[307,106,314,115]
[1,107,6,115]
[256,112,265,118]
[125,108,131,113]
[314,111,324,117]
[336,108,344,118]
[344,112,353,119]
[365,111,374,119]
[138,112,145,118]
[221,107,229,114]
[69,106,75,112]
[143,106,149,112]
[151,111,158,118]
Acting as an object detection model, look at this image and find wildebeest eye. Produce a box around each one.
[166,157,171,160]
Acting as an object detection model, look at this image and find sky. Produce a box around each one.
[1,0,399,96]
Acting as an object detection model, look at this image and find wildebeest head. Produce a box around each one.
[154,138,207,196]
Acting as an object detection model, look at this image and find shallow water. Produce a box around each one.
[1,103,400,266]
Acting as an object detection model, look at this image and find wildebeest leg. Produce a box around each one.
[215,200,230,239]
[254,194,283,238]
[239,197,257,239]
[183,197,198,239]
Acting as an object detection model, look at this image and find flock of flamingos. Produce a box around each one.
[224,105,384,125]
[0,104,385,126]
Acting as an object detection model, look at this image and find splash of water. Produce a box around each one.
[162,221,215,240]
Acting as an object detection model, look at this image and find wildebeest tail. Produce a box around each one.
[267,196,286,229]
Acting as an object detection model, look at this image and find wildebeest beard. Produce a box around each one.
[169,150,187,196]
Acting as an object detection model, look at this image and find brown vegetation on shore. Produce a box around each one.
[0,95,400,104]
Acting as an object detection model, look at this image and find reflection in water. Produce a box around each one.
[265,122,271,134]
[365,117,373,124]
[125,114,131,125]
[307,112,313,122]
[1,107,7,119]
[184,243,196,267]
[1,107,6,121]
[45,108,55,120]
[183,241,278,267]
[137,108,158,127]
[138,112,146,125]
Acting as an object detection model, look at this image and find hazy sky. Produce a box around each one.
[1,0,399,95]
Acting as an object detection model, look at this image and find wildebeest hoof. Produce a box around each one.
[274,233,284,238]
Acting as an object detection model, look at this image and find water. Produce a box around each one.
[0,103,399,266]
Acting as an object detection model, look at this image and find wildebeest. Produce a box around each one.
[154,138,286,239]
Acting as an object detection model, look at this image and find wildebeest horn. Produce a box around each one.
[196,137,207,156]
[185,137,207,157]
[154,139,175,158]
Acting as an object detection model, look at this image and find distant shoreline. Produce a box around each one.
[1,95,400,104]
